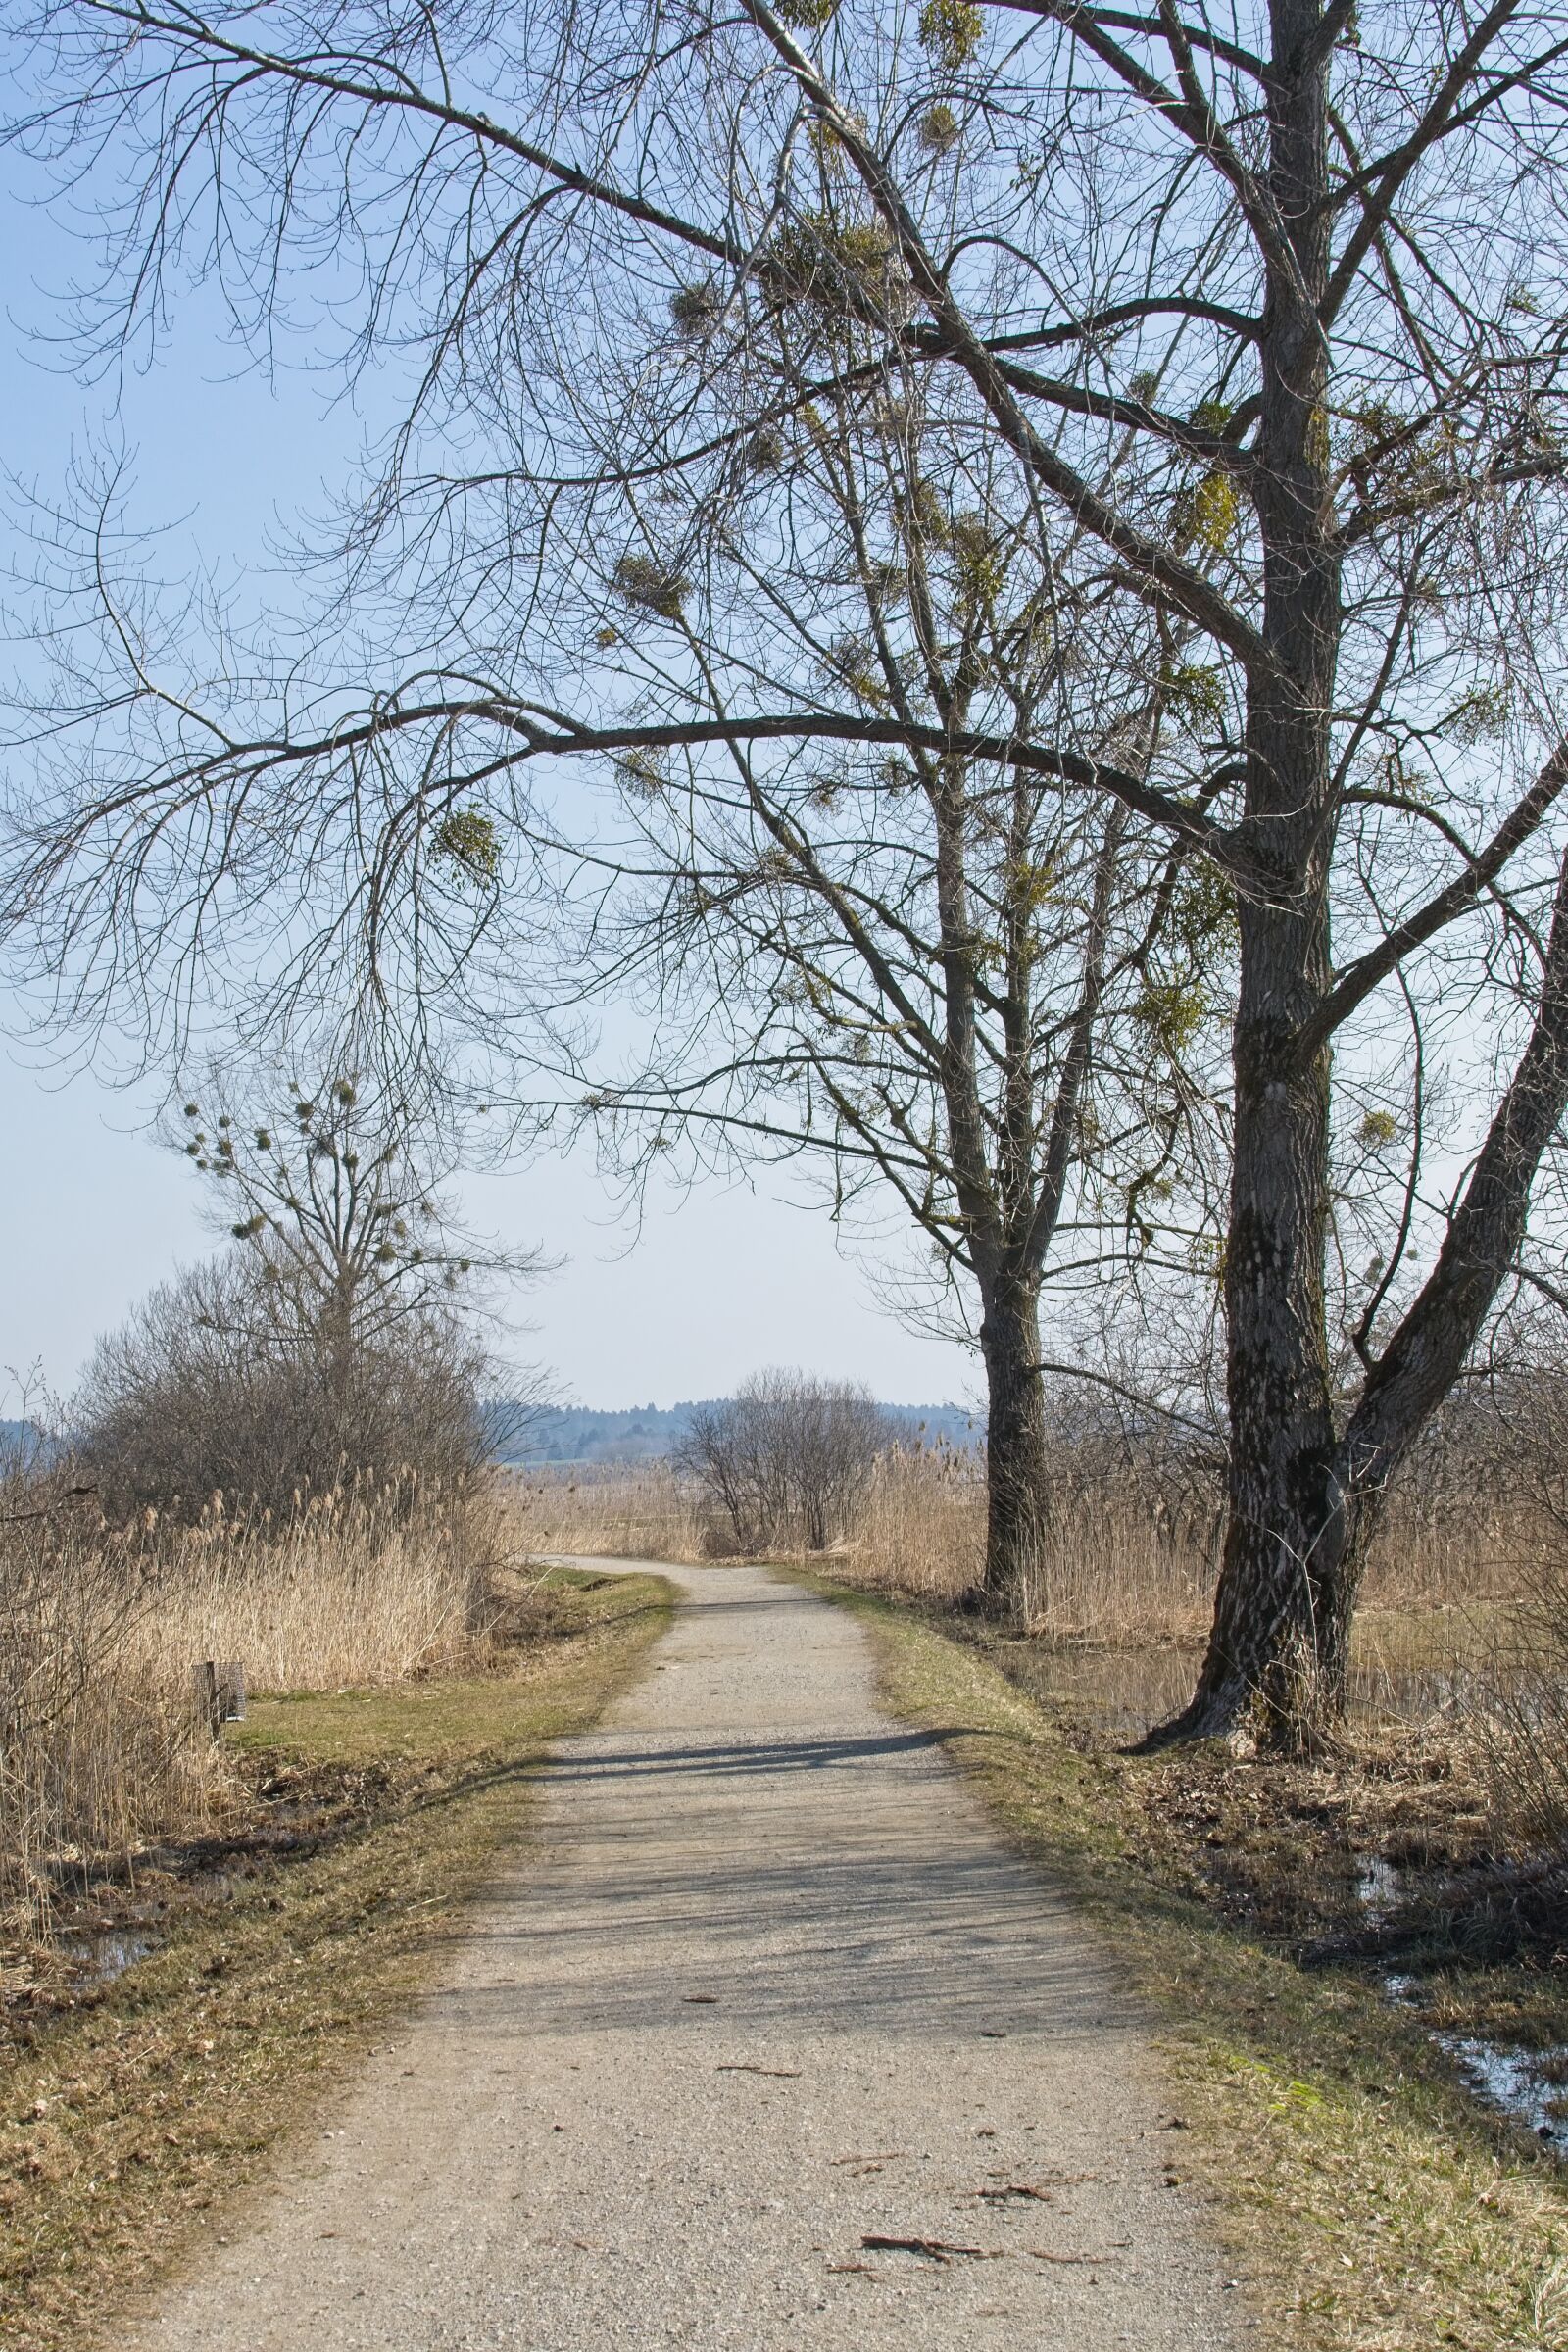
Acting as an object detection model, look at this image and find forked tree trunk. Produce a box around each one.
[977,1275,1051,1611]
[1166,840,1568,1747]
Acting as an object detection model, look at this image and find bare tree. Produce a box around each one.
[581,382,1230,1602]
[9,2,1568,1744]
[77,1252,502,1513]
[3,18,1234,1608]
[675,1368,893,1550]
[173,1066,536,1431]
[78,1068,546,1511]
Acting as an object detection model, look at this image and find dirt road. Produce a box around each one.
[127,1562,1245,2349]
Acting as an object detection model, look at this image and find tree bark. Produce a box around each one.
[1158,0,1347,1743]
[976,1273,1052,1611]
[1169,836,1568,1746]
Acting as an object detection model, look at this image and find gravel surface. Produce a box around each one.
[128,1561,1246,2349]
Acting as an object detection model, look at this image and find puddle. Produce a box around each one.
[1375,1972,1567,2155]
[57,1928,157,1983]
[1435,2034,1568,2155]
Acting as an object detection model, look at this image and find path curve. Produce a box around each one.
[129,1562,1244,2349]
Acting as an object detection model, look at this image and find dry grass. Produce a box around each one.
[0,1565,672,2352]
[1481,1558,1568,1866]
[0,1472,523,1945]
[516,1446,1523,1681]
[514,1459,708,1564]
[129,1476,511,1693]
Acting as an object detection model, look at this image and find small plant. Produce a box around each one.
[918,103,960,154]
[615,747,669,799]
[918,0,983,69]
[758,214,905,320]
[432,808,500,880]
[743,424,785,473]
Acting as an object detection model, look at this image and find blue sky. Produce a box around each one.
[0,136,969,1411]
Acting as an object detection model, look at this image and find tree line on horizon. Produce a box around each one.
[491,1396,981,1466]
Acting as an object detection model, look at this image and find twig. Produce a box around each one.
[1026,2244,1129,2264]
[860,2234,1000,2263]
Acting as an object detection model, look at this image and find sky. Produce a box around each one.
[0,128,971,1412]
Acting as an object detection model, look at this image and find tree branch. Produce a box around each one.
[1293,737,1568,1062]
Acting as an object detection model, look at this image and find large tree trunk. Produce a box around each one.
[1165,794,1348,1742]
[977,1273,1051,1611]
[1158,2,1347,1744]
[1170,840,1568,1749]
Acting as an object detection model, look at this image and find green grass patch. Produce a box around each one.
[813,1577,1568,2352]
[0,1566,671,2351]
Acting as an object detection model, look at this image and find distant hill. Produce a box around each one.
[0,1419,55,1468]
[492,1398,981,1468]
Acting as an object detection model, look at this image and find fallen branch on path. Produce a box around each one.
[860,2234,1002,2263]
[715,2063,802,2078]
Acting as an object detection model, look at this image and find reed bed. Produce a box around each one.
[128,1477,507,1694]
[0,1470,509,1942]
[1482,1555,1568,1862]
[514,1459,708,1565]
[513,1444,1540,1740]
[527,1445,1496,1633]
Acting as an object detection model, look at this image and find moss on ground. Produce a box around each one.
[0,1567,671,2351]
[814,1577,1568,2352]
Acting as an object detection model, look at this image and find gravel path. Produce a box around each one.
[128,1561,1245,2349]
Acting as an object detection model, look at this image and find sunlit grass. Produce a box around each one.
[0,1566,671,2352]
[821,1579,1568,2352]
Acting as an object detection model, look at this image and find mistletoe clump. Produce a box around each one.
[613,553,693,621]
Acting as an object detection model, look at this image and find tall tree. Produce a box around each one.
[8,1,1568,1738]
[575,378,1229,1601]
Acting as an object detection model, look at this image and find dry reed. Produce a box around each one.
[0,1470,511,1941]
[518,1446,1222,1642]
[130,1476,508,1693]
[1480,1554,1568,1860]
[514,1460,708,1565]
[511,1446,1539,1740]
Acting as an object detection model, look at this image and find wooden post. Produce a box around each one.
[194,1660,220,1739]
[193,1661,247,1738]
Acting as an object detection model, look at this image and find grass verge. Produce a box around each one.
[813,1577,1568,2352]
[0,1565,671,2351]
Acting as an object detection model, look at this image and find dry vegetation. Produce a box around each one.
[517,1458,709,1568]
[0,1462,519,1954]
[0,1562,670,2351]
[516,1437,1519,1720]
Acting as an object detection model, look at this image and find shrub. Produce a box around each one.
[76,1253,494,1519]
[674,1368,893,1551]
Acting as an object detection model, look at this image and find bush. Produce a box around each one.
[76,1252,493,1519]
[674,1369,893,1552]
